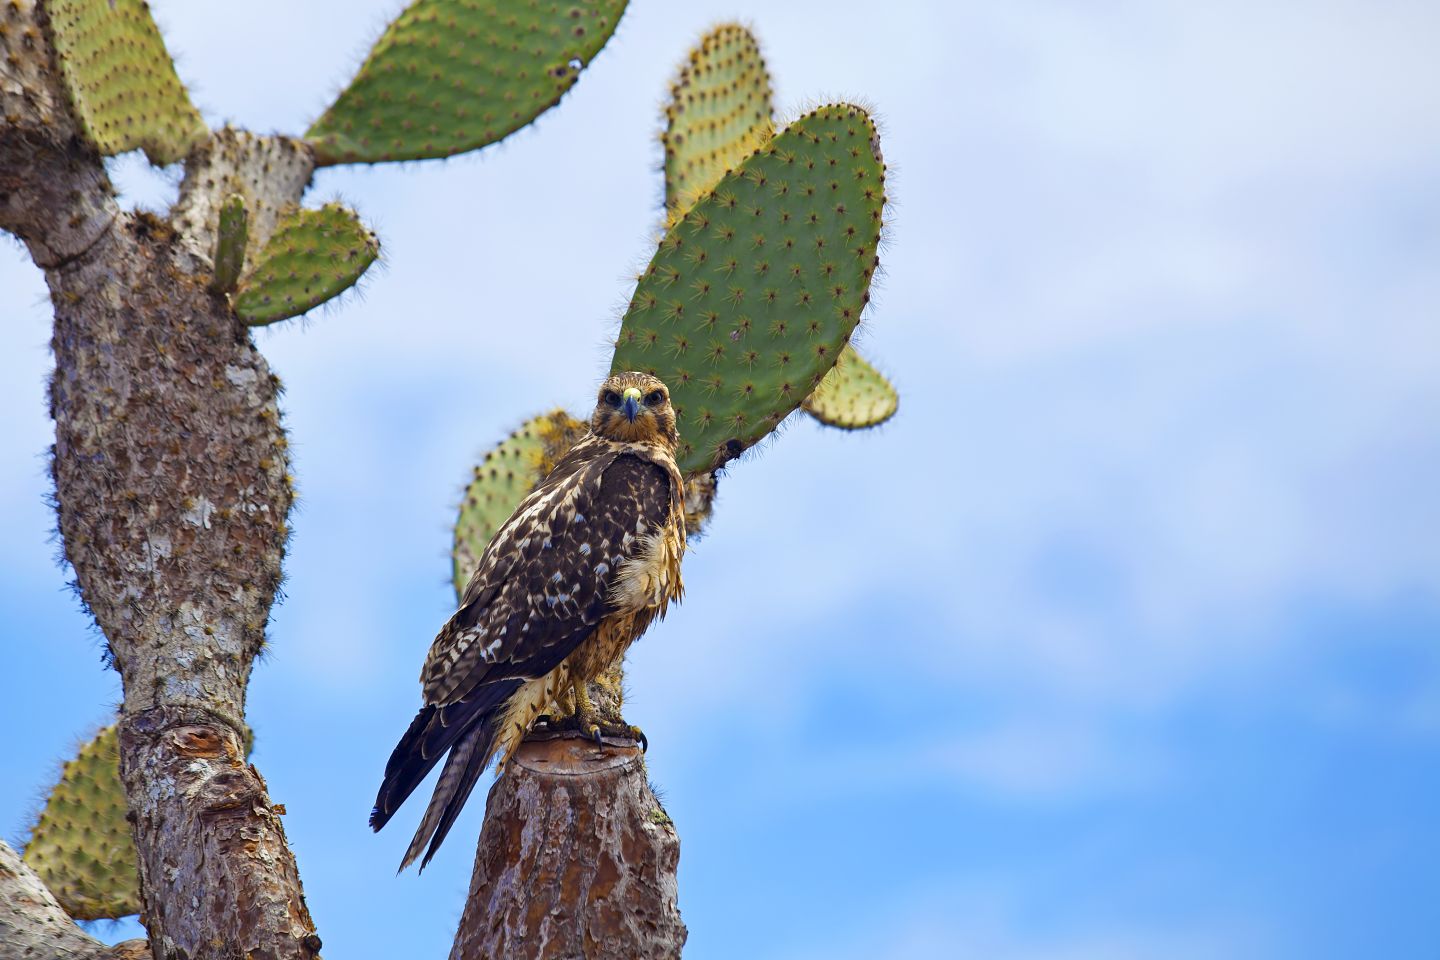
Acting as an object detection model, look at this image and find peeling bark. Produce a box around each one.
[0,839,151,960]
[451,734,686,960]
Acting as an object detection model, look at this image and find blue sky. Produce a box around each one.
[2,0,1438,956]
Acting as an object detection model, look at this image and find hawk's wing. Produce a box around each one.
[425,439,676,705]
[371,439,677,850]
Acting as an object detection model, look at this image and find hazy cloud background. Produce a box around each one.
[3,1,1437,956]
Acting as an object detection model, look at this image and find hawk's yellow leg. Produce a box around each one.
[569,677,601,739]
[534,673,648,751]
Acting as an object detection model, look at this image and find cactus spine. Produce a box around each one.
[43,0,206,164]
[232,203,380,325]
[209,193,249,294]
[22,725,139,921]
[661,24,898,433]
[802,344,899,429]
[306,0,630,165]
[612,103,888,475]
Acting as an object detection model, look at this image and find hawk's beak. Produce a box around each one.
[621,387,642,423]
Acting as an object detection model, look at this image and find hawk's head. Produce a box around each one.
[592,371,678,448]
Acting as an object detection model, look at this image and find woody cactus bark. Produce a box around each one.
[3,5,315,959]
[450,736,684,960]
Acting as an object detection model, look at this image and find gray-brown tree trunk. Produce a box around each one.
[451,735,685,960]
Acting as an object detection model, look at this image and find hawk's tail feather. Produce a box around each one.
[369,678,523,844]
[401,725,488,873]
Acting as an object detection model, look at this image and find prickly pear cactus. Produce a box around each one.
[612,103,887,475]
[453,410,587,597]
[662,25,898,433]
[209,193,248,294]
[233,203,379,325]
[307,0,630,165]
[663,23,773,215]
[43,0,207,165]
[22,725,139,921]
[802,344,899,429]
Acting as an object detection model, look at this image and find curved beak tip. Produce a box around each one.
[622,396,640,422]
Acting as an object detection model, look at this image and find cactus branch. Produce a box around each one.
[307,0,630,165]
[660,24,897,433]
[2,4,320,955]
[208,194,249,294]
[0,839,150,960]
[43,0,207,165]
[171,127,317,269]
[234,202,380,325]
[663,23,774,217]
[802,343,899,429]
[613,103,888,475]
[22,725,141,921]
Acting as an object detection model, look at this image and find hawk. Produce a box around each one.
[370,372,687,871]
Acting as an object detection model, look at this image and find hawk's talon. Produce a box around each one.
[590,720,647,751]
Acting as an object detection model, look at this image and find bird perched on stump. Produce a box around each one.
[371,372,687,871]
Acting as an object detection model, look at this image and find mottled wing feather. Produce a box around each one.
[423,439,678,707]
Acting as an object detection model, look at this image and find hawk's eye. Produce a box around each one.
[644,390,665,406]
[603,390,622,407]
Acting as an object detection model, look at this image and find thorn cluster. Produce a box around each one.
[802,343,899,429]
[232,202,380,326]
[22,725,139,921]
[44,0,206,164]
[306,0,628,165]
[613,103,887,475]
[663,23,774,216]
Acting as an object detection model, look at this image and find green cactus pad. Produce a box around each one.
[306,0,629,165]
[23,725,139,921]
[663,23,773,216]
[611,103,886,475]
[802,344,898,429]
[453,409,587,598]
[43,0,206,165]
[233,202,379,325]
[209,193,249,294]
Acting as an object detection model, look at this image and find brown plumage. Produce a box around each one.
[371,372,686,871]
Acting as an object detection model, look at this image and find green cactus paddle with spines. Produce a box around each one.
[661,24,898,432]
[307,0,629,165]
[43,0,206,164]
[22,725,139,921]
[663,23,774,215]
[802,344,899,429]
[612,102,887,475]
[233,203,380,326]
[209,194,249,294]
